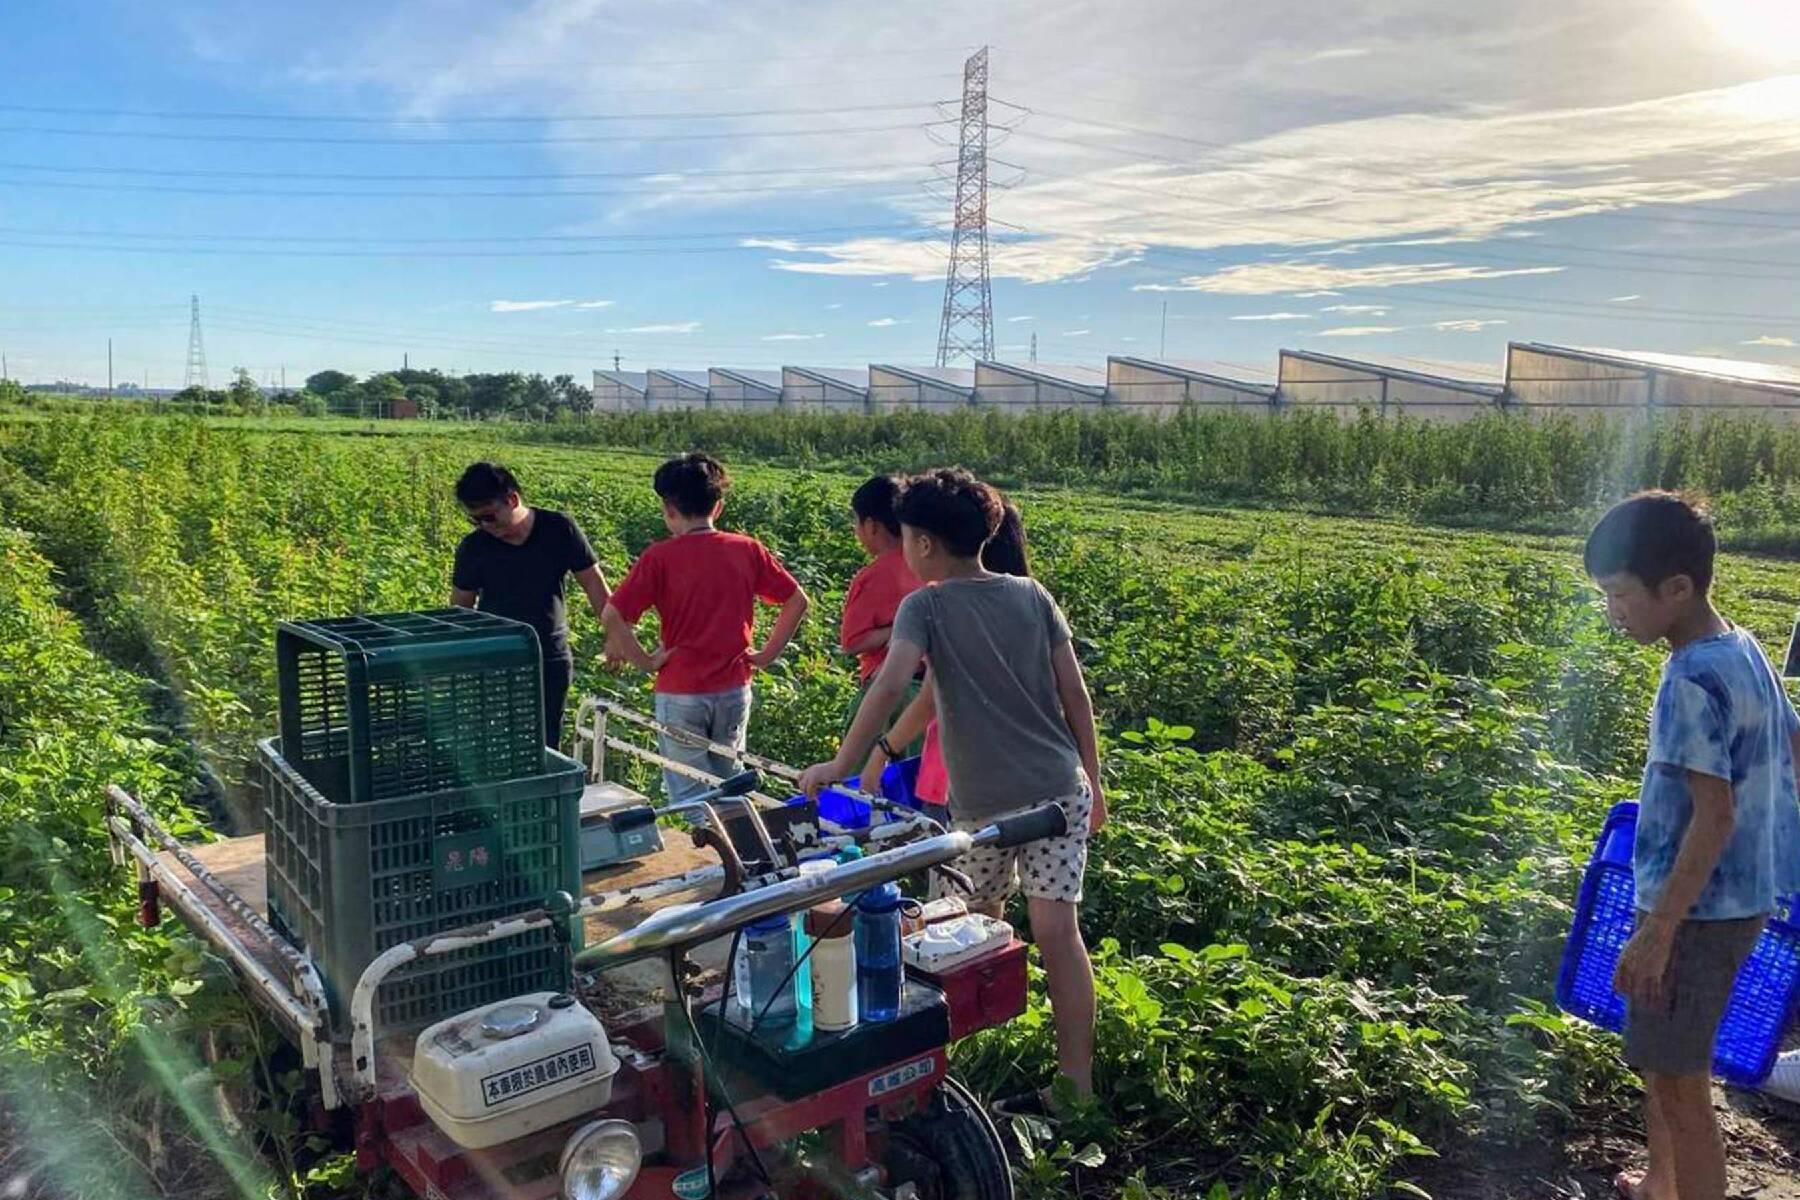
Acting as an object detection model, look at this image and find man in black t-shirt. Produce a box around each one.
[450,462,611,748]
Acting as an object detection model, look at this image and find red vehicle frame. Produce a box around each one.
[107,700,1046,1200]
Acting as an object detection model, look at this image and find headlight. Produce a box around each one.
[560,1119,642,1200]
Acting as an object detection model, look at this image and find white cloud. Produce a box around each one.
[574,300,615,309]
[1229,311,1313,321]
[722,71,1800,286]
[1742,335,1797,347]
[1321,304,1390,315]
[293,2,1800,303]
[1295,290,1344,298]
[1137,262,1564,295]
[762,332,827,341]
[825,303,844,310]
[1007,315,1037,322]
[866,317,906,327]
[490,299,574,312]
[1433,318,1509,332]
[754,234,1128,286]
[1064,329,1093,336]
[1609,294,1643,302]
[1318,325,1406,337]
[605,321,701,334]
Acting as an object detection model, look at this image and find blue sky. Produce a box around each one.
[3,0,1800,386]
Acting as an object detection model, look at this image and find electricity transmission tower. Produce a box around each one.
[935,46,994,366]
[184,294,209,389]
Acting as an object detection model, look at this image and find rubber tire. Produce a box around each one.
[882,1075,1014,1200]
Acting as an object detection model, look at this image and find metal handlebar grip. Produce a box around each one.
[987,802,1068,849]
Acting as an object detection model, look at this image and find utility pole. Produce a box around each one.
[1160,302,1168,359]
[935,46,995,366]
[404,352,409,372]
[107,338,113,397]
[613,350,621,372]
[1029,333,1037,363]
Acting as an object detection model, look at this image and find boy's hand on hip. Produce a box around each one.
[646,644,673,672]
[1614,917,1678,1007]
[746,645,781,670]
[1088,785,1107,833]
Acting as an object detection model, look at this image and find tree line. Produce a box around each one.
[147,367,596,420]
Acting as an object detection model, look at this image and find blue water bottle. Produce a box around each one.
[854,881,904,1023]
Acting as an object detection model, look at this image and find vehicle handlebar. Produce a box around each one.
[574,801,1064,970]
[989,802,1068,848]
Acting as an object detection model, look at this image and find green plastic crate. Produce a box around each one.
[259,737,584,1038]
[276,608,545,804]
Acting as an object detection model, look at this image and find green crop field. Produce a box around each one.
[4,413,1800,1198]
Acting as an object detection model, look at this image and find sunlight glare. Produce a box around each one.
[1699,0,1800,60]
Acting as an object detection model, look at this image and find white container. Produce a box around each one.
[410,992,619,1149]
[902,913,1014,974]
[1762,1049,1800,1103]
[807,901,859,1032]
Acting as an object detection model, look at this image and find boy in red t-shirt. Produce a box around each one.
[603,453,810,801]
[839,475,923,734]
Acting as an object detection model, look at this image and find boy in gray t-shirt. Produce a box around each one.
[800,468,1104,1107]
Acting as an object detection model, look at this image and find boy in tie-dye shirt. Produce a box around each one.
[1586,491,1800,1200]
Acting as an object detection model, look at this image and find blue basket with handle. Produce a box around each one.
[1555,800,1800,1086]
[783,757,926,831]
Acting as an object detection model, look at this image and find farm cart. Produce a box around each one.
[106,698,1061,1200]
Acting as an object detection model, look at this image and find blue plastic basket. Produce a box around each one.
[879,756,924,812]
[1555,800,1800,1086]
[783,759,925,831]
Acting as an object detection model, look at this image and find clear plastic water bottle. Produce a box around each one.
[736,912,799,1030]
[854,882,904,1023]
[793,857,835,1023]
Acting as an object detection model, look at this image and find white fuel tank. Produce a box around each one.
[410,992,619,1149]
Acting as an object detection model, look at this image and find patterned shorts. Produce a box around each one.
[950,787,1092,906]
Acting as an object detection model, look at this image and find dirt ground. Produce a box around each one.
[1412,1086,1800,1199]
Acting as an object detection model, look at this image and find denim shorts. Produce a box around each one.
[653,686,753,803]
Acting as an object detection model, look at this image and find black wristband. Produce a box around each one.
[877,735,898,759]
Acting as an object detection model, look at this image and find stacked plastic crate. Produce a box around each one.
[263,609,584,1036]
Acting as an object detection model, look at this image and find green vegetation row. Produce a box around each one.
[518,405,1800,544]
[0,526,293,1197]
[3,415,1798,1196]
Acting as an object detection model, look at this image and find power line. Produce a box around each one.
[1016,103,1800,220]
[0,221,928,246]
[0,157,927,183]
[0,231,943,260]
[205,44,978,71]
[1003,121,1800,234]
[0,116,944,147]
[0,176,929,202]
[0,87,962,125]
[1134,252,1800,328]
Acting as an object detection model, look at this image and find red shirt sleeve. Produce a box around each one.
[608,546,661,623]
[752,540,800,605]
